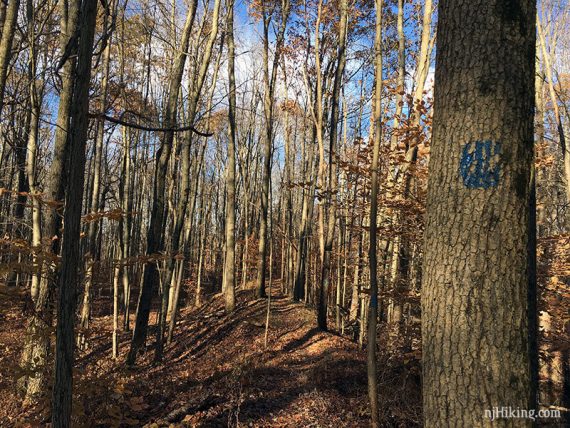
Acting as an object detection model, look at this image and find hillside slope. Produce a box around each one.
[1,283,421,427]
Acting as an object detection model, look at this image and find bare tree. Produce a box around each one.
[52,0,98,424]
[255,0,290,298]
[367,0,383,425]
[223,0,237,312]
[126,0,199,365]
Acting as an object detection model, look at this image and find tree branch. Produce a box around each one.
[88,113,214,137]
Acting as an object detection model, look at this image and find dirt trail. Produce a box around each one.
[1,283,421,427]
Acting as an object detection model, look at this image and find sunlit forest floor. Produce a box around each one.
[1,282,421,427]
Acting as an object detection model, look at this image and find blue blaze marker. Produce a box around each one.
[370,292,378,309]
[459,140,501,189]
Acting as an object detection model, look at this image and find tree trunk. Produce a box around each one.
[120,125,132,331]
[367,0,383,425]
[22,0,81,402]
[385,0,406,330]
[0,0,19,116]
[326,0,347,333]
[112,259,120,358]
[79,7,114,348]
[16,0,43,395]
[223,0,237,312]
[127,0,198,365]
[255,0,290,298]
[388,0,433,327]
[154,0,221,362]
[313,0,327,330]
[349,224,363,324]
[537,14,569,209]
[26,52,42,300]
[421,1,537,425]
[293,124,317,301]
[51,0,98,424]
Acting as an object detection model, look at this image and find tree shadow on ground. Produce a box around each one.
[72,285,421,427]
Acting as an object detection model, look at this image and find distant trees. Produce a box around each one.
[254,0,291,299]
[537,12,569,207]
[126,0,200,365]
[421,0,537,425]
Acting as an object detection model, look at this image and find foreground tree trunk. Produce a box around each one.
[313,0,328,330]
[80,3,114,348]
[421,1,537,426]
[22,0,80,402]
[51,0,98,424]
[25,0,44,301]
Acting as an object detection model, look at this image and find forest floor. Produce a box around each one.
[1,281,422,427]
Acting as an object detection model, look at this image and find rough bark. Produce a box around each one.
[421,1,537,425]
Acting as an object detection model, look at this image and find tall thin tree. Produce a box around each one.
[127,0,199,365]
[255,0,290,298]
[0,0,20,116]
[367,0,383,425]
[223,0,237,312]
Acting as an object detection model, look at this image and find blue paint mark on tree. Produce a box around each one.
[370,293,378,308]
[370,292,378,309]
[459,140,501,188]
